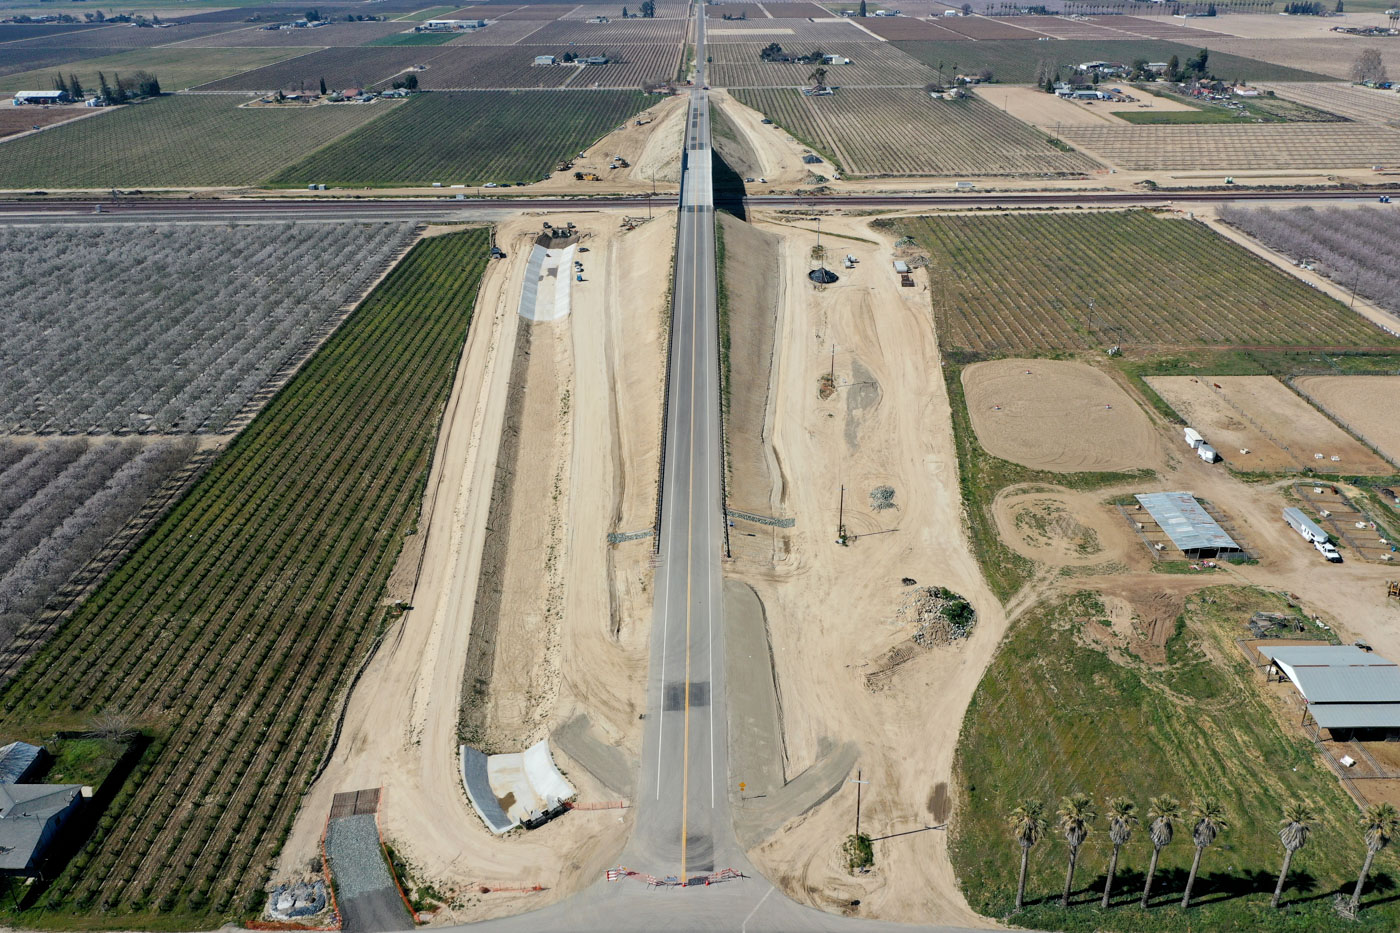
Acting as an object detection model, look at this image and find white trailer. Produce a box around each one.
[1183,427,1204,449]
[1198,444,1220,463]
[1284,507,1342,562]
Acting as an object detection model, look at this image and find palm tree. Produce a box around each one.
[1140,796,1181,909]
[1181,798,1229,909]
[1101,798,1137,908]
[1272,802,1316,909]
[1008,799,1047,911]
[1351,802,1400,914]
[1057,793,1096,907]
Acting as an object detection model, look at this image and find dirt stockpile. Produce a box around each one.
[962,359,1159,473]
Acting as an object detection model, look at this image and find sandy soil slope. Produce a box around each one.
[725,213,1000,927]
[275,210,672,923]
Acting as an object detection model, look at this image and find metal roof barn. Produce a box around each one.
[1135,491,1242,558]
[1258,645,1400,735]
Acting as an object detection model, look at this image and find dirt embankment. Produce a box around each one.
[719,211,784,520]
[725,213,1000,928]
[273,211,672,925]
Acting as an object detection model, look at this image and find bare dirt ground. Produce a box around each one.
[962,358,1163,473]
[1148,375,1393,475]
[275,209,672,923]
[992,483,1145,570]
[1294,375,1400,468]
[526,94,690,194]
[709,89,812,187]
[975,85,1196,131]
[726,212,1001,927]
[1202,10,1397,39]
[1201,36,1400,81]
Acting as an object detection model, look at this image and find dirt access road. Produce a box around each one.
[277,211,672,923]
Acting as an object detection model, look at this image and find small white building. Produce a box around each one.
[1183,427,1204,449]
[822,53,851,65]
[893,260,911,274]
[533,54,557,66]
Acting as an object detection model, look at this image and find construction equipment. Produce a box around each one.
[1388,580,1400,600]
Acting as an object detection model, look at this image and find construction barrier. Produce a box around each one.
[565,799,631,811]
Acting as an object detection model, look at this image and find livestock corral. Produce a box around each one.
[1146,376,1395,475]
[732,87,1097,175]
[903,210,1389,353]
[1294,377,1400,468]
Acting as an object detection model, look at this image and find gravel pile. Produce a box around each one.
[325,814,396,900]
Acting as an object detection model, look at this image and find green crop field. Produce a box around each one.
[0,94,401,188]
[899,211,1395,352]
[363,31,459,45]
[890,39,1328,84]
[0,229,489,929]
[0,47,314,93]
[953,587,1399,931]
[272,89,652,187]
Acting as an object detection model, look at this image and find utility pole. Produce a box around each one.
[649,171,655,220]
[838,484,844,541]
[850,770,869,836]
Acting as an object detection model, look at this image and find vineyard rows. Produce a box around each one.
[1085,13,1233,41]
[1257,81,1400,127]
[705,18,864,42]
[198,46,442,91]
[0,95,395,187]
[733,87,1098,176]
[710,41,936,87]
[0,221,417,433]
[891,38,1326,83]
[0,46,310,93]
[6,21,250,51]
[525,18,688,44]
[903,211,1392,352]
[0,47,96,80]
[1056,123,1400,171]
[0,229,492,925]
[0,438,194,649]
[1219,206,1400,320]
[174,22,410,47]
[274,89,651,185]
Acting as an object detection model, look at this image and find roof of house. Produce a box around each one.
[0,783,81,871]
[1135,491,1242,554]
[0,742,41,785]
[1259,645,1386,668]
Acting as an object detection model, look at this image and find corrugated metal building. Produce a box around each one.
[1259,645,1400,736]
[1135,491,1243,559]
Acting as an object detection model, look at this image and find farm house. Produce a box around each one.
[1134,491,1244,559]
[0,741,84,876]
[1259,645,1400,739]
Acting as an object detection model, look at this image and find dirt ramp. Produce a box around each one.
[962,358,1159,473]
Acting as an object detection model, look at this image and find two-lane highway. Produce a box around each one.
[628,10,732,883]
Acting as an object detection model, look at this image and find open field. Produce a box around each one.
[1258,82,1400,127]
[1198,37,1400,82]
[1147,376,1394,475]
[1089,12,1232,40]
[952,587,1390,932]
[0,45,313,92]
[273,90,650,186]
[707,40,936,87]
[902,211,1392,352]
[1294,376,1400,468]
[173,22,412,46]
[0,221,417,433]
[731,88,1098,175]
[0,94,399,188]
[705,17,867,42]
[962,359,1160,473]
[3,22,250,50]
[524,17,688,43]
[0,229,490,928]
[858,16,971,39]
[1059,123,1400,171]
[0,23,108,43]
[0,437,194,652]
[1218,206,1400,322]
[930,14,1046,38]
[891,38,1328,83]
[0,101,103,138]
[0,47,97,79]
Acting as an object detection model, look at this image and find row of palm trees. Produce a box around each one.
[1007,794,1400,914]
